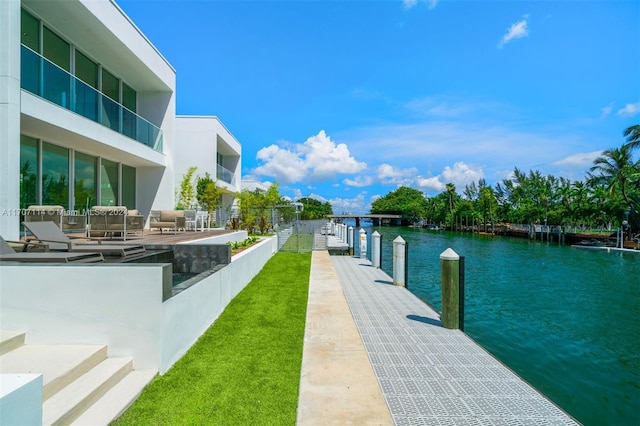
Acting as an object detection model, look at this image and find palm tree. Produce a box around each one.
[588,145,639,213]
[623,124,640,152]
[445,183,456,229]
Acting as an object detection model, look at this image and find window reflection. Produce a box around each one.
[42,142,69,208]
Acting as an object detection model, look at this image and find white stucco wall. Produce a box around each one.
[0,236,278,374]
[0,374,43,426]
[0,263,170,370]
[0,0,22,240]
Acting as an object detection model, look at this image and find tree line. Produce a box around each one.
[176,168,334,233]
[371,125,640,232]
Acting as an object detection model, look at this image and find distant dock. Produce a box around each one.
[328,214,402,227]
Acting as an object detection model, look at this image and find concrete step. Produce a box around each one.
[0,331,25,356]
[71,369,157,425]
[43,356,133,426]
[0,344,107,400]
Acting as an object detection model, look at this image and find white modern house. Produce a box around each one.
[0,0,241,241]
[174,116,242,226]
[0,1,258,424]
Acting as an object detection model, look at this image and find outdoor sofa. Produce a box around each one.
[149,210,186,234]
[88,206,144,241]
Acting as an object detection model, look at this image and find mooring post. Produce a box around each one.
[359,228,367,259]
[393,236,406,287]
[372,231,381,268]
[348,226,354,256]
[440,248,464,330]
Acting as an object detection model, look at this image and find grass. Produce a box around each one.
[113,252,312,426]
[279,233,315,252]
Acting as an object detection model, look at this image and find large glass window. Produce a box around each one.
[122,83,137,139]
[20,135,39,209]
[122,83,136,112]
[21,9,39,52]
[74,51,99,121]
[101,68,119,101]
[74,152,97,211]
[100,159,119,206]
[41,142,69,208]
[43,27,70,71]
[121,165,136,209]
[42,27,71,107]
[101,69,120,131]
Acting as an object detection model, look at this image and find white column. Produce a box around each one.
[393,236,406,287]
[372,231,381,268]
[0,0,21,239]
[359,228,367,259]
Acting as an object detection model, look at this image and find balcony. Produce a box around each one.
[217,163,236,186]
[20,45,163,152]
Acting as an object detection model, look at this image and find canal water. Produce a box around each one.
[351,224,639,426]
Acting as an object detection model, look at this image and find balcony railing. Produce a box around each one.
[21,45,163,152]
[217,163,236,186]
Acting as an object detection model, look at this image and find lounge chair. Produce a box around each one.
[0,236,104,263]
[23,221,146,259]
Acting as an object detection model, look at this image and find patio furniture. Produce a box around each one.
[196,211,210,231]
[88,206,144,241]
[61,212,87,233]
[0,236,104,263]
[24,205,90,235]
[149,210,186,234]
[23,221,146,258]
[184,210,197,231]
[126,209,145,238]
[23,205,64,237]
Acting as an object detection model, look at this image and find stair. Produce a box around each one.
[0,331,156,425]
[0,330,24,356]
[313,232,327,250]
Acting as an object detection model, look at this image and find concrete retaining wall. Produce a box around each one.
[0,236,277,373]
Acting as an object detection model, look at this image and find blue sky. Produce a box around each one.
[118,0,639,213]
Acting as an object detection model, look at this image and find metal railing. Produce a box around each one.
[216,163,235,185]
[21,45,163,152]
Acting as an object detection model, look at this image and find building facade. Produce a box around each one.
[174,116,242,227]
[0,0,241,239]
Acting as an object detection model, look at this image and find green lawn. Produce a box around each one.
[113,252,312,426]
[279,233,314,252]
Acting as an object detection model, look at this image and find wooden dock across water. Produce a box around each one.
[330,255,579,425]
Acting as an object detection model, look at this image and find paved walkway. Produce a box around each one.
[298,250,579,425]
[297,251,393,425]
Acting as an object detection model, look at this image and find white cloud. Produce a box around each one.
[416,162,484,193]
[403,0,438,10]
[499,15,529,48]
[343,175,374,187]
[329,192,369,214]
[403,0,417,9]
[416,176,445,192]
[441,162,485,187]
[300,131,367,180]
[551,151,602,168]
[617,102,640,117]
[254,145,307,184]
[601,104,613,118]
[377,164,418,185]
[253,130,366,184]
